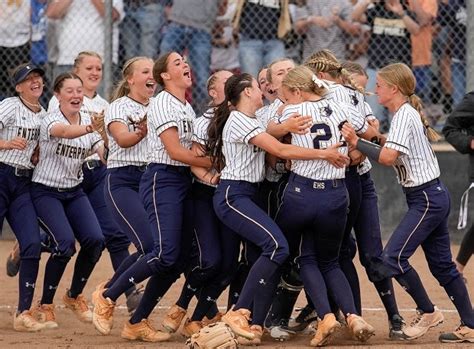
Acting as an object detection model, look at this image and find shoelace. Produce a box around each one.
[97,299,114,317]
[410,313,423,327]
[75,295,90,312]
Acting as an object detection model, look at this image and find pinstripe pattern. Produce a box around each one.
[105,96,150,168]
[221,111,265,183]
[192,108,213,146]
[32,110,102,188]
[148,90,195,166]
[385,103,440,187]
[280,99,348,180]
[49,94,109,162]
[0,97,44,169]
[261,99,284,182]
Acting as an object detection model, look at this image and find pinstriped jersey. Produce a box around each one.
[105,96,150,168]
[385,103,440,187]
[281,99,349,180]
[192,108,217,187]
[363,100,376,121]
[326,82,373,175]
[221,111,265,183]
[192,108,213,146]
[148,90,195,166]
[0,97,44,169]
[259,98,284,182]
[49,94,109,162]
[32,110,102,188]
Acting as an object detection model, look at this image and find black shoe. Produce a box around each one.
[389,314,409,340]
[286,304,318,332]
[439,324,474,343]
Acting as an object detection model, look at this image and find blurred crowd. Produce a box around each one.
[0,0,467,130]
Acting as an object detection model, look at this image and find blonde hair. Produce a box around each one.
[282,66,327,97]
[378,63,440,142]
[111,56,151,101]
[266,58,295,84]
[73,51,102,69]
[304,49,365,94]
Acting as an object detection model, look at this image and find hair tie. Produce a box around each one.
[312,74,330,89]
[408,93,414,98]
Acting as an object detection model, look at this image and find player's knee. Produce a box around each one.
[20,240,42,259]
[428,260,459,286]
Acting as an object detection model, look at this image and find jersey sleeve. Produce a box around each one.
[41,113,61,141]
[105,100,129,127]
[363,101,376,120]
[278,104,300,124]
[229,113,265,145]
[47,95,60,112]
[344,103,368,134]
[385,111,411,155]
[192,117,208,145]
[149,96,179,136]
[0,99,15,129]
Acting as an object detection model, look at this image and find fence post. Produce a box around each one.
[467,1,474,92]
[103,0,113,100]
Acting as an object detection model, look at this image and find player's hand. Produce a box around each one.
[209,172,221,185]
[284,113,312,135]
[7,137,27,150]
[367,118,380,132]
[341,123,358,147]
[31,146,40,165]
[135,119,148,139]
[323,142,350,168]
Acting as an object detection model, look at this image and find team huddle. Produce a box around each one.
[2,48,474,347]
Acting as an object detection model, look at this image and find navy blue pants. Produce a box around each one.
[213,180,289,311]
[31,183,105,302]
[104,165,153,256]
[0,163,41,312]
[276,173,357,317]
[82,161,130,266]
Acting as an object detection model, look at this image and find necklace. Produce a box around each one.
[20,96,41,112]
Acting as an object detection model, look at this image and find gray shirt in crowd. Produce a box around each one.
[169,0,220,33]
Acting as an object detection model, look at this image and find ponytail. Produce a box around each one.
[206,100,231,172]
[111,80,130,102]
[408,94,441,142]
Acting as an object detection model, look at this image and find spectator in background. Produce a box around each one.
[438,0,466,107]
[0,0,31,101]
[160,0,223,113]
[410,0,437,104]
[31,0,51,107]
[211,0,240,74]
[294,0,359,61]
[46,0,124,86]
[233,0,291,78]
[352,0,420,133]
[120,0,169,62]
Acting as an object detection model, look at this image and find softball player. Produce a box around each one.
[205,72,349,342]
[30,72,106,328]
[92,52,209,342]
[165,70,243,337]
[341,63,474,343]
[48,52,138,310]
[0,64,45,332]
[274,65,375,346]
[305,50,404,337]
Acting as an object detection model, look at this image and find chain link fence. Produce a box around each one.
[0,0,470,131]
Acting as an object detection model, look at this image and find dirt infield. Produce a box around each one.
[0,240,473,348]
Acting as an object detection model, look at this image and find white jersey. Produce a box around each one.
[385,103,440,187]
[192,108,217,187]
[260,98,284,182]
[326,82,373,175]
[281,99,349,180]
[148,90,195,166]
[49,94,109,162]
[221,111,265,183]
[0,97,44,169]
[32,110,102,188]
[105,96,150,169]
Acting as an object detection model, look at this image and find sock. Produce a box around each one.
[106,252,140,289]
[41,255,69,304]
[69,249,100,298]
[374,278,399,319]
[444,276,474,328]
[109,248,130,272]
[339,258,361,314]
[129,274,176,324]
[234,256,279,311]
[18,259,39,312]
[251,269,280,326]
[395,268,434,313]
[104,256,154,302]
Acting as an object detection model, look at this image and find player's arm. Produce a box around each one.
[190,142,219,185]
[266,114,312,138]
[108,120,146,148]
[160,128,212,168]
[90,0,121,21]
[250,133,349,168]
[49,122,94,139]
[0,137,27,150]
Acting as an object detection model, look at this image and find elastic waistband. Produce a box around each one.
[290,173,344,190]
[0,162,32,178]
[403,178,440,194]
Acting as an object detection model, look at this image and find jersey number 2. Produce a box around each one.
[311,123,332,149]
